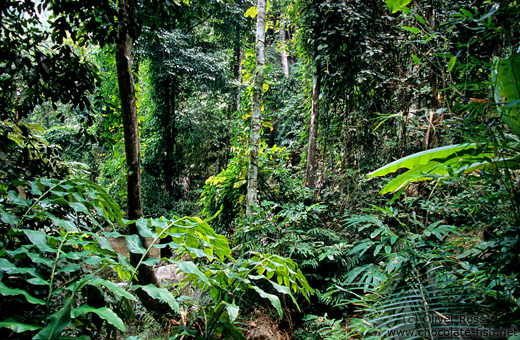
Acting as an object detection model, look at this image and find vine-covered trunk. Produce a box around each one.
[280,12,290,78]
[246,0,266,217]
[233,44,242,112]
[116,0,170,314]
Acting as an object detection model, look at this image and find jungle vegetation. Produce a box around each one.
[1,0,520,338]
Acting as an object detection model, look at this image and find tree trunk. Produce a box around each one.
[305,71,320,188]
[116,0,170,314]
[279,12,290,78]
[233,44,242,112]
[425,1,440,150]
[246,0,266,217]
[164,77,176,196]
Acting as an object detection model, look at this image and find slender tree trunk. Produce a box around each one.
[305,70,320,188]
[246,0,266,217]
[233,44,242,112]
[425,4,439,150]
[279,12,290,78]
[116,0,170,314]
[164,77,176,196]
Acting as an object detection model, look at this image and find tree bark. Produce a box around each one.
[305,71,320,188]
[246,0,266,217]
[116,0,170,314]
[279,12,290,78]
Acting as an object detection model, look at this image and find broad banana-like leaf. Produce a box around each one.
[496,53,520,137]
[369,55,520,198]
[379,161,445,194]
[367,143,483,178]
[368,142,508,196]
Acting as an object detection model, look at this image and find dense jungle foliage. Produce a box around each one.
[1,0,520,338]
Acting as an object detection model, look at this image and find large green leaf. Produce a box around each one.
[136,218,157,238]
[224,302,240,323]
[379,161,446,194]
[172,260,210,286]
[0,207,19,225]
[87,277,137,302]
[251,286,283,319]
[131,284,179,313]
[0,282,46,305]
[496,53,520,136]
[370,140,514,195]
[126,234,146,254]
[367,143,481,178]
[71,305,126,332]
[0,318,41,333]
[33,296,73,339]
[23,229,52,252]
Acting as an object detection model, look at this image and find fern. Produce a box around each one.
[349,267,485,340]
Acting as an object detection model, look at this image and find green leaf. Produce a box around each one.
[411,54,421,64]
[0,207,19,225]
[28,252,54,268]
[374,244,383,256]
[348,242,371,256]
[460,8,473,18]
[0,282,46,305]
[34,296,73,339]
[0,318,41,333]
[172,260,210,286]
[23,230,50,251]
[141,258,161,266]
[94,234,116,253]
[136,218,156,238]
[0,258,17,272]
[8,190,31,207]
[251,286,283,319]
[367,143,481,178]
[415,14,426,24]
[496,54,520,136]
[448,56,457,72]
[271,281,300,310]
[49,214,78,232]
[68,202,90,215]
[380,161,444,194]
[402,26,421,34]
[88,277,137,302]
[385,0,412,13]
[131,284,179,313]
[126,235,146,254]
[244,6,257,18]
[71,305,126,332]
[224,302,240,322]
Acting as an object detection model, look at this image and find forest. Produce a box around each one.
[1,0,520,338]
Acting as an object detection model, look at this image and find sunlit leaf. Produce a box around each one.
[244,6,257,18]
